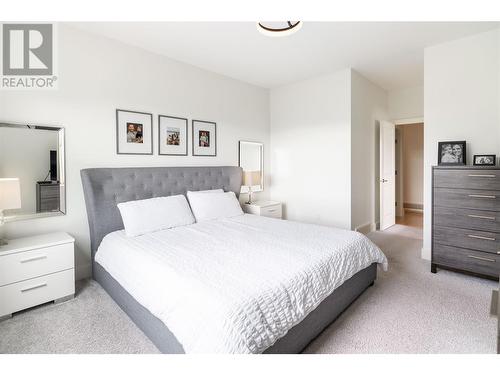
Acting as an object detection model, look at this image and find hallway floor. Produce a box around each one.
[396,211,423,228]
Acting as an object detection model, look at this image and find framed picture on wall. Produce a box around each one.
[192,120,216,157]
[437,141,466,166]
[473,154,496,166]
[116,109,153,155]
[158,115,188,156]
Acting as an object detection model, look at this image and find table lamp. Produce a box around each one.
[0,178,21,246]
[243,171,261,204]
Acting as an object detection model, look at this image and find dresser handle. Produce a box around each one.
[20,283,47,293]
[467,255,496,262]
[20,255,47,263]
[467,214,495,220]
[267,209,277,212]
[467,234,496,241]
[468,194,496,199]
[468,174,496,178]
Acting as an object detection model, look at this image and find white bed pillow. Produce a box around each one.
[187,191,244,222]
[117,195,195,237]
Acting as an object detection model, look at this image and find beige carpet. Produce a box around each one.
[0,224,497,354]
[306,225,497,353]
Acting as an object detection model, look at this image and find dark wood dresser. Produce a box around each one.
[432,166,500,280]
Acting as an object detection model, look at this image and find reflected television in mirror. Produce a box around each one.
[0,122,66,222]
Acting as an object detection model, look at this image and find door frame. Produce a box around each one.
[391,117,424,223]
[394,117,424,126]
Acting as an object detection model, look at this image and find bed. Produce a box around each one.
[81,166,387,353]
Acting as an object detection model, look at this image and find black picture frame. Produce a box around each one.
[192,119,217,157]
[158,115,188,156]
[116,109,153,155]
[437,141,466,166]
[473,154,496,166]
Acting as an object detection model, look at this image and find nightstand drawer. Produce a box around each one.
[0,269,74,317]
[260,205,282,218]
[0,243,74,287]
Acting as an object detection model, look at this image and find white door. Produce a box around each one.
[380,121,396,230]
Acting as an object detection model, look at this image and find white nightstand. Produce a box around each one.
[0,232,75,321]
[242,201,282,219]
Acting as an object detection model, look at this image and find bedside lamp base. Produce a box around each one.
[0,209,8,246]
[245,188,254,205]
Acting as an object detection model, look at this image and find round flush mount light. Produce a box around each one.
[257,21,302,37]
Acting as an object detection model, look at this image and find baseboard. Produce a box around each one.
[404,203,423,210]
[405,208,423,214]
[355,222,376,235]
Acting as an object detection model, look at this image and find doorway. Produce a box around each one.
[395,122,424,230]
[378,119,424,235]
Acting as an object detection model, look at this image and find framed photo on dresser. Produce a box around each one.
[116,109,153,155]
[437,141,466,166]
[158,115,188,156]
[473,154,496,166]
[192,120,216,156]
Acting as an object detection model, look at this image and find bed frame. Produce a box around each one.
[81,166,377,354]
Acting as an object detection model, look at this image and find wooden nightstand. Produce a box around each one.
[0,232,75,321]
[242,201,282,219]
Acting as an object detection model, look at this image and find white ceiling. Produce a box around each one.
[72,22,499,91]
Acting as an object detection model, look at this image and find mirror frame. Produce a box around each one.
[0,122,66,222]
[238,140,264,193]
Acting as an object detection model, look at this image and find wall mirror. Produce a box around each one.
[0,123,66,222]
[238,141,264,194]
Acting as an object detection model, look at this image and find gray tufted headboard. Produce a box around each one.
[80,166,243,270]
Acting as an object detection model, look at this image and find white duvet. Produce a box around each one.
[95,214,387,353]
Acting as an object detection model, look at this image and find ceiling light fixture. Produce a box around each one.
[257,21,302,37]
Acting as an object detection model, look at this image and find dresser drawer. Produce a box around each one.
[260,205,282,219]
[0,243,74,287]
[0,269,74,317]
[40,186,60,198]
[434,226,500,255]
[434,206,500,233]
[433,244,500,277]
[434,169,500,190]
[434,188,500,211]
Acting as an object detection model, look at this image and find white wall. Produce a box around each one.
[269,68,388,232]
[0,24,270,279]
[269,69,352,229]
[0,127,58,215]
[350,71,388,232]
[388,85,423,120]
[401,123,423,207]
[423,29,500,259]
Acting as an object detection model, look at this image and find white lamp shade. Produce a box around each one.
[0,178,21,211]
[243,171,262,187]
